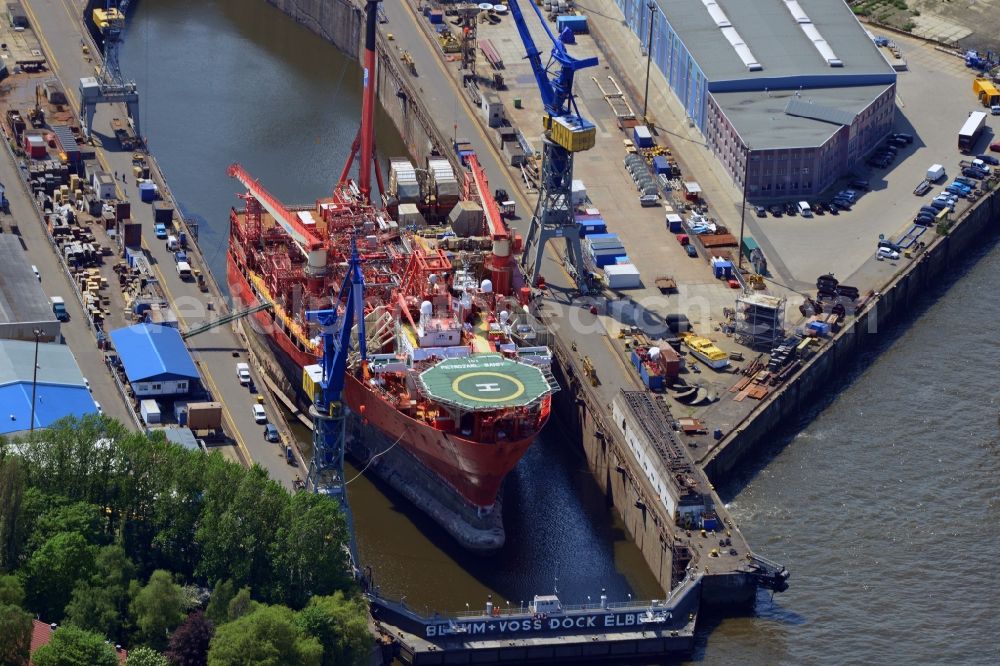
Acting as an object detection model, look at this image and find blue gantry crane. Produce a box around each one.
[510,1,598,291]
[304,240,367,561]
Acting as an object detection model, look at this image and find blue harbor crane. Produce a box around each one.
[510,0,599,291]
[80,1,140,143]
[303,240,367,564]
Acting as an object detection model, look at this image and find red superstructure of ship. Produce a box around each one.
[225,1,556,544]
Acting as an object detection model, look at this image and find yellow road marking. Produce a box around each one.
[23,0,255,467]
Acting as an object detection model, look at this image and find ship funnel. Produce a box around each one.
[480,279,493,294]
[485,594,494,616]
[600,589,608,609]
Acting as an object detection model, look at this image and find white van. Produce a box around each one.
[166,235,179,251]
[176,261,192,280]
[236,362,251,385]
[797,201,813,218]
[252,404,267,423]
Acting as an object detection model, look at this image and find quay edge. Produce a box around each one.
[702,185,1000,482]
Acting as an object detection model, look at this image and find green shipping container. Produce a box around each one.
[741,237,760,261]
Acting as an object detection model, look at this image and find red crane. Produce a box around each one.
[337,0,384,201]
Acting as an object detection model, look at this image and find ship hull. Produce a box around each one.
[227,253,533,509]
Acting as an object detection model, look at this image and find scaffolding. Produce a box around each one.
[735,293,785,349]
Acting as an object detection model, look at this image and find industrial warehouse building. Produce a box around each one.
[613,0,897,198]
[109,323,200,397]
[0,339,96,435]
[0,235,61,342]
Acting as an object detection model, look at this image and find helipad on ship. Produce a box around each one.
[418,354,557,410]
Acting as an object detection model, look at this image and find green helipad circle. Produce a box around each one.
[451,371,525,403]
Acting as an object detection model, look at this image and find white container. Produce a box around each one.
[926,164,945,182]
[604,264,641,289]
[571,179,587,205]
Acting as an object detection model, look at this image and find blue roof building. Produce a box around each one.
[0,340,97,435]
[109,323,200,397]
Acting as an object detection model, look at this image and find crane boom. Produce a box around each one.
[228,163,324,252]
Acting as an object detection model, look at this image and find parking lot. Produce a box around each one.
[746,32,999,292]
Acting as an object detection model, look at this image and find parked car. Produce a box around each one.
[832,197,852,210]
[154,223,167,239]
[877,247,900,261]
[892,132,914,144]
[918,206,938,216]
[954,176,976,188]
[783,202,797,216]
[685,244,697,258]
[768,204,783,217]
[975,154,999,166]
[991,142,1000,153]
[849,179,871,191]
[754,205,767,218]
[813,202,826,215]
[252,404,267,423]
[264,424,280,442]
[826,202,840,214]
[914,215,934,226]
[888,137,908,148]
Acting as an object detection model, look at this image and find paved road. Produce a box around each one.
[0,148,134,427]
[22,0,300,488]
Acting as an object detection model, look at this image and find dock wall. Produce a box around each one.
[265,0,361,57]
[267,0,452,172]
[704,186,1000,481]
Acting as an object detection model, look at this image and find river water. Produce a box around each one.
[121,1,1000,662]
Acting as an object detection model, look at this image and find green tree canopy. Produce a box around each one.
[65,545,137,642]
[0,457,26,572]
[32,625,119,666]
[207,604,321,666]
[21,531,96,621]
[130,570,186,652]
[0,574,24,606]
[28,501,106,553]
[204,580,235,625]
[0,602,32,666]
[125,645,169,666]
[278,492,351,608]
[296,592,371,666]
[226,587,254,622]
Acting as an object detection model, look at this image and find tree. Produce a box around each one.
[0,574,24,606]
[207,604,321,666]
[277,493,351,608]
[195,467,290,602]
[65,545,137,641]
[130,570,186,651]
[204,580,235,625]
[21,531,96,621]
[28,501,106,553]
[0,457,26,572]
[0,603,32,666]
[165,611,214,666]
[126,646,169,666]
[225,587,253,622]
[295,592,371,666]
[32,625,118,666]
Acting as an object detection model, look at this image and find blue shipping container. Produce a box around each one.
[556,15,589,34]
[633,125,653,148]
[652,155,670,174]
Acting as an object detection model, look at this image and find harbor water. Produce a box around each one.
[122,1,999,662]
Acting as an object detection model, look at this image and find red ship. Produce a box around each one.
[225,1,556,549]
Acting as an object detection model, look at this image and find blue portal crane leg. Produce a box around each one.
[304,240,367,572]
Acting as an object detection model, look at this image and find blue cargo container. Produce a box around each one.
[807,321,830,336]
[585,232,620,243]
[614,255,630,264]
[633,125,653,148]
[631,350,665,391]
[592,253,625,268]
[556,15,588,34]
[652,155,670,174]
[575,217,607,236]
